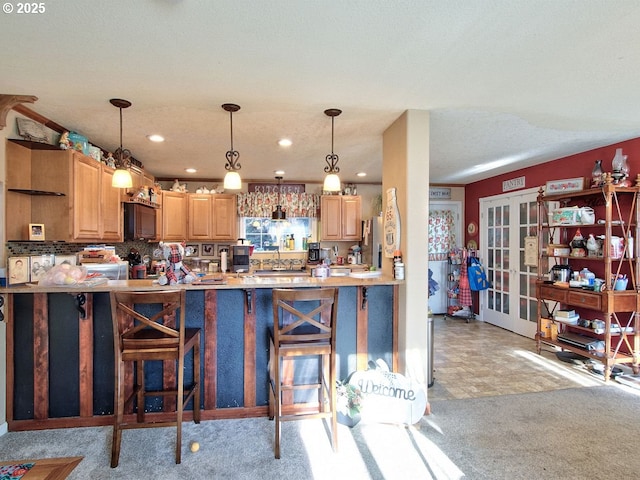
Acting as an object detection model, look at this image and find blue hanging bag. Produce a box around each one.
[467,257,490,291]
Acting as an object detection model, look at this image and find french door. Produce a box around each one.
[479,188,539,338]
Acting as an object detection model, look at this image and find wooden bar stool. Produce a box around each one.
[268,288,339,459]
[109,289,201,467]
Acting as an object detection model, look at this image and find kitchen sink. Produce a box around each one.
[251,269,310,277]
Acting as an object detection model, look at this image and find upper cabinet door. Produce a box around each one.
[162,191,188,241]
[321,195,343,241]
[73,154,101,240]
[341,196,362,240]
[101,166,123,241]
[188,195,213,240]
[211,194,237,241]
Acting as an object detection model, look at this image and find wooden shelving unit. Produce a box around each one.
[536,174,640,380]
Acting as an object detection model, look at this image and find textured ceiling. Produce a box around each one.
[2,1,640,186]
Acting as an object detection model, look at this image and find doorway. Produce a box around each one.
[479,188,539,338]
[428,201,462,314]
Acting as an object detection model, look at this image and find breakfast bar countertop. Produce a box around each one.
[1,273,400,294]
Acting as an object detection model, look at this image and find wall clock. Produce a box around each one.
[467,221,478,236]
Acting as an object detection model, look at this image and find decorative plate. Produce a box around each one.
[467,239,478,250]
[467,222,478,236]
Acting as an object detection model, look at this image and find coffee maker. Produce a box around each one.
[231,245,251,273]
[307,242,321,265]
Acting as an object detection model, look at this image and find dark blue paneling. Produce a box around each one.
[255,289,273,406]
[48,294,80,417]
[92,292,114,415]
[336,287,357,380]
[13,294,34,420]
[366,286,394,369]
[216,290,245,407]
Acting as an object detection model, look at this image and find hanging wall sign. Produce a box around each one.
[502,176,526,192]
[248,183,305,194]
[383,187,401,258]
[429,187,451,200]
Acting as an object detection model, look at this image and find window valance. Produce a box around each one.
[237,192,321,218]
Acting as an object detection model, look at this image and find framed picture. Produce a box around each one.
[30,254,55,283]
[55,254,77,266]
[202,243,216,257]
[216,244,230,258]
[545,177,585,195]
[8,256,30,285]
[28,223,45,241]
[185,244,199,257]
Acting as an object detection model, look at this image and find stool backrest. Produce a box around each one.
[110,290,186,352]
[272,288,338,344]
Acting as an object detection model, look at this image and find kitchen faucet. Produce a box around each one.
[273,247,282,270]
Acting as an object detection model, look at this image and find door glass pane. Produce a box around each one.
[488,207,494,227]
[503,205,510,226]
[502,293,509,314]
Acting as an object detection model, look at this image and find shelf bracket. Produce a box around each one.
[0,94,38,129]
[74,293,86,319]
[361,286,368,310]
[245,289,252,314]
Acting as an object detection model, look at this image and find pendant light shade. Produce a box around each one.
[110,98,133,188]
[272,176,287,221]
[112,168,133,189]
[222,103,242,190]
[323,108,342,192]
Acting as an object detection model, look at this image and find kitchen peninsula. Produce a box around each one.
[2,274,400,431]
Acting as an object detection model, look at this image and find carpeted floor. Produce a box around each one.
[1,385,639,479]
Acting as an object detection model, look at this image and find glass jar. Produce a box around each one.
[591,159,603,187]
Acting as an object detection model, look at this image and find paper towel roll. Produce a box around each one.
[221,251,227,273]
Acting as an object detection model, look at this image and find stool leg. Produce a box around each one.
[274,353,281,459]
[111,360,125,468]
[176,355,184,464]
[136,360,145,423]
[193,337,201,424]
[329,356,338,452]
[268,340,274,420]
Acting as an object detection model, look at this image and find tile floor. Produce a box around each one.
[428,314,609,402]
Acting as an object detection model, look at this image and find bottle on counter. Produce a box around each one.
[289,234,295,250]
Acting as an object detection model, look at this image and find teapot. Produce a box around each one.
[579,207,595,225]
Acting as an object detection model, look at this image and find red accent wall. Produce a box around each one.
[464,137,640,247]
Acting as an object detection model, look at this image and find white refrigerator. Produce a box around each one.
[362,216,383,269]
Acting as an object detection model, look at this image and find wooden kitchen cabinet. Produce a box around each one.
[187,193,237,241]
[161,190,188,241]
[321,195,362,241]
[5,140,122,242]
[188,194,213,240]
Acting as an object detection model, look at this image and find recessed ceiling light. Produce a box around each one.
[278,138,292,147]
[357,172,367,177]
[185,168,197,173]
[274,170,285,175]
[147,134,165,142]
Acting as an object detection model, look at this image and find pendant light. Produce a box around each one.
[222,103,242,190]
[272,176,287,221]
[323,108,342,192]
[110,98,133,188]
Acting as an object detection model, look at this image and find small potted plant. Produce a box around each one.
[336,379,364,427]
